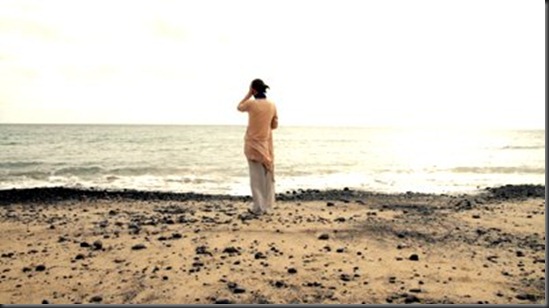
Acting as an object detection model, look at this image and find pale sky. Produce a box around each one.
[0,0,544,129]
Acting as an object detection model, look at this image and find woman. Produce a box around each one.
[237,79,278,215]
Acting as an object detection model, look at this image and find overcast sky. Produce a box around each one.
[0,0,544,129]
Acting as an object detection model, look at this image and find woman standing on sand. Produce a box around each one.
[237,79,278,215]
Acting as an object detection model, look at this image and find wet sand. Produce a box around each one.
[0,185,545,304]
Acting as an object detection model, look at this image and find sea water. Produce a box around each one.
[0,124,544,195]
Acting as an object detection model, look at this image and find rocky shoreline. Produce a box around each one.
[0,184,544,205]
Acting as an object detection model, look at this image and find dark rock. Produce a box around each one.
[516,250,525,257]
[172,233,182,239]
[340,274,352,282]
[131,244,146,250]
[515,293,538,301]
[196,246,212,256]
[215,299,232,304]
[232,287,246,294]
[22,267,32,273]
[404,294,421,304]
[75,254,85,260]
[336,248,345,253]
[227,282,237,289]
[409,254,419,261]
[92,240,103,250]
[487,184,545,200]
[80,242,91,248]
[455,199,473,210]
[287,268,297,274]
[318,233,330,240]
[326,202,335,207]
[222,247,240,254]
[254,252,267,260]
[472,215,481,219]
[89,295,103,303]
[35,265,46,271]
[273,280,286,288]
[42,299,49,304]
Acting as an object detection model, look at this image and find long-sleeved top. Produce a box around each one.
[238,99,278,178]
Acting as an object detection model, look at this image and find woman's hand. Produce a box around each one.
[238,87,255,111]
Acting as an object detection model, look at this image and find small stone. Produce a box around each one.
[254,252,267,259]
[287,268,297,274]
[409,254,419,261]
[215,299,232,304]
[318,234,330,240]
[274,280,286,288]
[326,202,335,207]
[232,287,246,294]
[75,254,85,260]
[80,242,91,248]
[223,247,239,254]
[42,299,49,304]
[516,293,538,301]
[35,265,46,271]
[92,240,103,250]
[472,215,481,219]
[340,274,352,282]
[90,295,102,303]
[195,246,212,256]
[131,244,146,250]
[404,294,420,304]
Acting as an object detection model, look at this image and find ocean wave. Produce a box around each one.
[53,166,105,176]
[502,146,544,150]
[0,161,43,168]
[452,166,545,174]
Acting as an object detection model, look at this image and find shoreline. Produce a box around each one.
[0,184,545,205]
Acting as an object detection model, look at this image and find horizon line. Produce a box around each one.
[0,122,544,131]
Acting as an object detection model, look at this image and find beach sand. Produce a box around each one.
[0,186,545,304]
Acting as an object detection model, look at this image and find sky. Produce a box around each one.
[0,0,544,129]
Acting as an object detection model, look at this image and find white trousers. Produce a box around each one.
[247,160,275,214]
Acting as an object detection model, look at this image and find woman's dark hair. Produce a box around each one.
[251,78,269,96]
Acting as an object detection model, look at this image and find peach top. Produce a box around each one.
[238,99,278,177]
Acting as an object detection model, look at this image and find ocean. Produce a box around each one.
[0,124,544,196]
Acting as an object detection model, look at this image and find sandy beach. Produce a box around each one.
[0,185,545,304]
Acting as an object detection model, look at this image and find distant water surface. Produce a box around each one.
[0,124,544,195]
